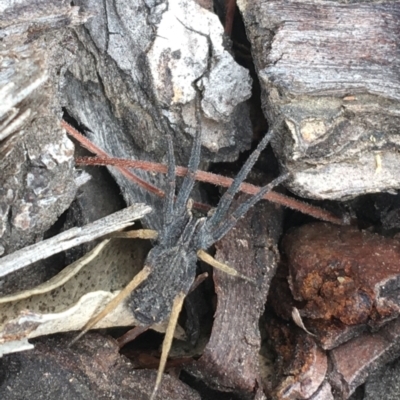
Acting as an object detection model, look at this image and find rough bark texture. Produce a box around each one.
[0,1,90,294]
[265,317,328,400]
[329,317,400,399]
[62,0,254,231]
[187,193,283,395]
[238,0,400,200]
[0,333,201,400]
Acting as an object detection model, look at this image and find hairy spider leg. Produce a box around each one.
[159,117,176,231]
[159,97,203,247]
[173,98,202,217]
[150,123,289,400]
[209,173,289,244]
[203,128,275,234]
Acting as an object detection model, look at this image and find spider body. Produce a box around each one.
[127,107,287,333]
[75,103,287,400]
[129,215,202,325]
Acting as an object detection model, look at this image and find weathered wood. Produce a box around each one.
[0,1,89,258]
[187,193,283,394]
[238,0,400,200]
[0,203,151,278]
[62,0,254,231]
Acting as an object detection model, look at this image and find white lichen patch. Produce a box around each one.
[147,0,252,122]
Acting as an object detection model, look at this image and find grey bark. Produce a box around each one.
[62,0,254,231]
[0,1,90,257]
[238,0,400,200]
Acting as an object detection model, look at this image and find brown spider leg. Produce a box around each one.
[197,249,255,283]
[150,291,186,400]
[69,265,151,346]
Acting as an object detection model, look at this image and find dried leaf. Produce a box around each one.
[0,238,184,356]
[292,307,316,337]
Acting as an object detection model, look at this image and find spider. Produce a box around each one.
[70,102,288,400]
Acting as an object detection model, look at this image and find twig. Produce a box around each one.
[62,120,211,212]
[61,120,165,198]
[62,120,345,225]
[0,204,151,278]
[76,159,343,225]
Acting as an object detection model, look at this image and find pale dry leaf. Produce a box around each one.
[0,203,151,278]
[0,238,184,356]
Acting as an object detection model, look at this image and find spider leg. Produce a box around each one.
[159,97,202,247]
[107,229,158,240]
[69,265,151,346]
[203,128,276,236]
[160,117,177,230]
[150,291,186,400]
[173,96,202,215]
[197,249,255,283]
[208,173,289,244]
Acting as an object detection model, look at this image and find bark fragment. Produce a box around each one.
[188,194,283,394]
[63,0,254,231]
[0,0,89,261]
[329,317,400,399]
[265,316,328,400]
[238,0,400,200]
[0,333,200,400]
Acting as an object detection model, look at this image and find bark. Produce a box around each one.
[238,0,400,200]
[0,1,89,257]
[187,192,283,395]
[62,0,254,231]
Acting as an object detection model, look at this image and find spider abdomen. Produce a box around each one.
[128,244,198,325]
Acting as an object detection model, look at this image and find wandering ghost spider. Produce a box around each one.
[64,104,304,399]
